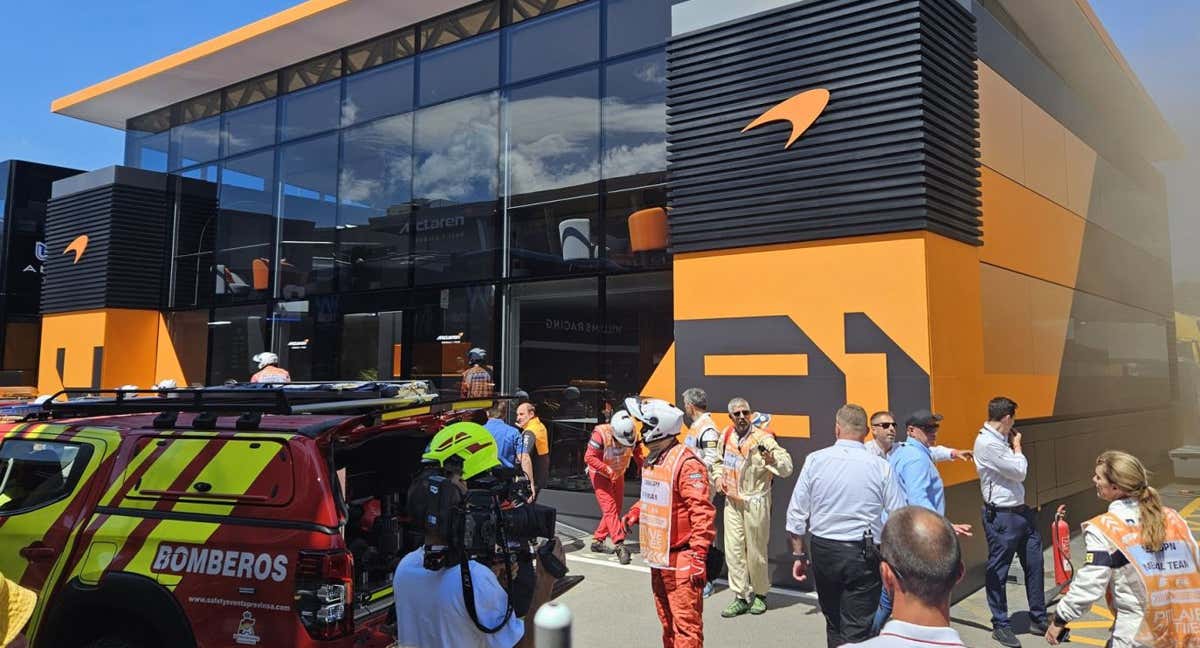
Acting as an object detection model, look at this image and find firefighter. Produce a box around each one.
[719,397,793,617]
[1046,450,1200,647]
[250,352,291,384]
[621,397,715,648]
[584,410,640,564]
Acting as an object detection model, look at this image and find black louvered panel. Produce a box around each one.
[42,182,171,313]
[666,0,980,253]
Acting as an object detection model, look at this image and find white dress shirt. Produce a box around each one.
[972,423,1027,507]
[866,438,953,463]
[1054,498,1200,648]
[786,439,906,542]
[840,619,966,647]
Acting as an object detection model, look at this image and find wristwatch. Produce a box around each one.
[792,552,808,561]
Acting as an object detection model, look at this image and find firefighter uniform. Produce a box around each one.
[626,442,716,648]
[719,425,793,606]
[1052,498,1200,647]
[682,412,721,492]
[584,424,642,545]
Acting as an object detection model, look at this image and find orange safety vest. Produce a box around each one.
[251,365,291,384]
[639,443,692,569]
[1088,509,1200,647]
[595,424,634,477]
[720,426,768,502]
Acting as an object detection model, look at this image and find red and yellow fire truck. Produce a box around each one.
[0,383,491,647]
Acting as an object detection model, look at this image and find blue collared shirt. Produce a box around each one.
[889,440,944,515]
[483,418,522,469]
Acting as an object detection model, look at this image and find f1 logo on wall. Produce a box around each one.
[741,88,829,149]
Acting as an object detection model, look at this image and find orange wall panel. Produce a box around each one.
[1020,99,1069,206]
[100,309,160,389]
[980,167,1085,289]
[977,62,1025,184]
[37,310,109,394]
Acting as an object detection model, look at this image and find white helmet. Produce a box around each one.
[611,410,636,447]
[253,352,280,369]
[155,379,178,390]
[752,412,772,429]
[623,397,683,444]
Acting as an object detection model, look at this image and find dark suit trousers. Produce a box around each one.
[810,535,881,648]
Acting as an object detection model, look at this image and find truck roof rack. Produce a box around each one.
[41,381,452,419]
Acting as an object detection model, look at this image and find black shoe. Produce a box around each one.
[615,544,631,565]
[1029,619,1049,635]
[992,627,1021,648]
[590,541,612,554]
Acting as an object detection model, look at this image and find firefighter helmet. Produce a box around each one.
[422,421,500,480]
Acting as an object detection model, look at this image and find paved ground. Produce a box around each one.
[551,483,1200,647]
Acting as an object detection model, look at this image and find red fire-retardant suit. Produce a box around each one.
[625,441,716,648]
[585,424,643,544]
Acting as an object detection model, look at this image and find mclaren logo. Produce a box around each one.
[742,88,830,149]
[63,234,89,264]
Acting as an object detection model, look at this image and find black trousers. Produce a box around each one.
[982,505,1047,629]
[810,535,881,648]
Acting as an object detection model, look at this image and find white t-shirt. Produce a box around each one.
[393,547,524,648]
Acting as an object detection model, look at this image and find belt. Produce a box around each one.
[987,504,1029,512]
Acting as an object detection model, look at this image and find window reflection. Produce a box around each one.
[603,272,672,399]
[604,185,668,270]
[603,51,667,188]
[412,92,499,285]
[409,285,496,398]
[224,100,277,157]
[339,113,414,290]
[418,34,500,106]
[507,3,599,83]
[343,59,415,127]
[209,305,268,384]
[605,0,670,57]
[171,115,221,169]
[279,135,339,297]
[281,81,341,142]
[216,151,276,302]
[127,131,169,172]
[506,69,600,200]
[173,169,219,308]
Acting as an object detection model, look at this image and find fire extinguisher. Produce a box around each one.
[1052,504,1074,595]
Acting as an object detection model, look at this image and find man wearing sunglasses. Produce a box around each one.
[717,397,793,618]
[872,410,974,633]
[866,411,971,463]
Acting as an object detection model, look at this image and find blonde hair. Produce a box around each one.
[1097,450,1165,551]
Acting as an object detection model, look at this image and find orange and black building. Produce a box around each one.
[48,0,1181,588]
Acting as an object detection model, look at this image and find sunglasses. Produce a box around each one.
[732,410,752,418]
[873,422,897,429]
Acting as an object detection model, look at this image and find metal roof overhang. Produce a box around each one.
[51,0,462,130]
[995,0,1184,161]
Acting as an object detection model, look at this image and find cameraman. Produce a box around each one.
[393,422,564,648]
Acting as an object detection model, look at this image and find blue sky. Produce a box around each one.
[1,1,1196,279]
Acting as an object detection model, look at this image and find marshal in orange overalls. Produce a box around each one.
[626,441,716,648]
[585,423,643,545]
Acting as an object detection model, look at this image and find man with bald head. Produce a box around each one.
[845,506,966,646]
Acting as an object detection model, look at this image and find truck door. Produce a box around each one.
[0,429,111,624]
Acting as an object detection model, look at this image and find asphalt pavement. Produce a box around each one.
[551,482,1200,647]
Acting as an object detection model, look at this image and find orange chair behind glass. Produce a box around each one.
[628,207,667,252]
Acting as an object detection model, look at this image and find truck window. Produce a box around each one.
[0,440,92,514]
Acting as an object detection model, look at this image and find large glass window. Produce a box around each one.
[412,92,500,285]
[340,309,404,382]
[126,131,169,172]
[173,169,220,308]
[603,272,672,399]
[279,135,339,297]
[208,305,269,384]
[343,59,415,127]
[224,100,277,157]
[281,81,342,142]
[171,115,221,169]
[604,184,668,271]
[417,34,500,106]
[163,310,210,386]
[605,0,670,57]
[507,277,601,491]
[409,285,497,398]
[602,50,667,188]
[339,113,414,291]
[216,151,276,303]
[506,2,599,83]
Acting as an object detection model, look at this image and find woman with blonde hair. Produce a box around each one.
[1046,450,1200,647]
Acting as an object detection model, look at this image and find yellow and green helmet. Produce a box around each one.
[422,421,500,479]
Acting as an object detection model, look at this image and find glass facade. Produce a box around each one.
[126,0,671,491]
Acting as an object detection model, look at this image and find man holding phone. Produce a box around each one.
[717,397,793,618]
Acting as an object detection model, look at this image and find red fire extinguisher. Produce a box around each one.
[1052,504,1074,595]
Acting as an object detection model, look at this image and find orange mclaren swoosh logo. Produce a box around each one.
[64,235,89,264]
[742,88,830,149]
